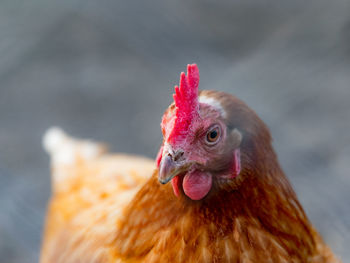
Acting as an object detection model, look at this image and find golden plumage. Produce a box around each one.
[40,127,339,262]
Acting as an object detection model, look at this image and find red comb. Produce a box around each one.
[168,64,200,143]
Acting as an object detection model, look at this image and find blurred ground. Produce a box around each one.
[0,0,349,262]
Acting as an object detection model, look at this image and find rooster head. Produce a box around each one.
[157,64,269,201]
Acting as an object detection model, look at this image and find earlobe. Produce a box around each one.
[216,129,241,179]
[230,128,242,178]
[232,148,241,178]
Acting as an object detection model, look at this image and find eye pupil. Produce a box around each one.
[210,130,217,139]
[206,126,220,144]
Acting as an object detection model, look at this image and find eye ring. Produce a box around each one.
[205,125,221,145]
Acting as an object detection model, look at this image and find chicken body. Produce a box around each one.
[40,65,340,263]
[41,128,339,263]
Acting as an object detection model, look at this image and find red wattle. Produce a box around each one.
[171,176,181,197]
[232,148,241,178]
[183,170,212,200]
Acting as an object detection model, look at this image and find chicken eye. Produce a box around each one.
[205,125,221,145]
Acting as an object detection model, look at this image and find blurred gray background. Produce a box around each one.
[0,0,349,262]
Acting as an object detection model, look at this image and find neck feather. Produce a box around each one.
[112,152,318,261]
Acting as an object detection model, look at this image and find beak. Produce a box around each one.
[158,149,189,184]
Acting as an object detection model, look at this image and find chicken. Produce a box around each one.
[40,64,340,263]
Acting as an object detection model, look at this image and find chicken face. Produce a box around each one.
[158,64,242,200]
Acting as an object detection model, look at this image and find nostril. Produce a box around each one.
[167,152,175,161]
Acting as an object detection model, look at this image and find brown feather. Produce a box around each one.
[40,91,340,262]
